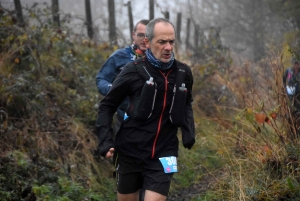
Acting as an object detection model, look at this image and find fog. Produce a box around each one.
[1,0,297,61]
[1,0,166,43]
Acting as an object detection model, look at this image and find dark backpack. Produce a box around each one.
[127,60,188,127]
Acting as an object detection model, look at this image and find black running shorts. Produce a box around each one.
[115,154,174,196]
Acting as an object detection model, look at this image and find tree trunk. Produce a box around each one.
[252,0,264,62]
[149,0,154,20]
[52,0,60,27]
[164,11,169,20]
[176,12,182,42]
[194,23,199,49]
[108,0,117,45]
[85,0,93,39]
[186,18,191,50]
[13,0,23,25]
[126,1,133,41]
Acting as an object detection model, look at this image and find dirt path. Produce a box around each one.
[167,171,221,201]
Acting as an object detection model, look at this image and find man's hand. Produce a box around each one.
[105,148,114,158]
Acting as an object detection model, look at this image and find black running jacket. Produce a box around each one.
[96,58,195,159]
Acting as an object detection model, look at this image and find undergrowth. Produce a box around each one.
[0,6,116,201]
[188,45,300,200]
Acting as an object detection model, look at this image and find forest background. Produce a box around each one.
[1,0,300,200]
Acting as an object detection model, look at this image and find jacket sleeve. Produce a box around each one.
[96,49,129,96]
[180,66,195,149]
[95,63,136,156]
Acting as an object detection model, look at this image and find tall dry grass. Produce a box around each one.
[189,47,300,200]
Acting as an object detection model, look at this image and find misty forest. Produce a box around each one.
[1,0,300,200]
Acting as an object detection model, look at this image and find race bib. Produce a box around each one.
[159,156,177,173]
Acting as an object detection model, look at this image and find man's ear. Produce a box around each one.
[144,37,150,48]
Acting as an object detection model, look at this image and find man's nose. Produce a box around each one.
[164,42,172,50]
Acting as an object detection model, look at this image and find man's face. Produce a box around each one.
[145,22,175,63]
[294,62,300,69]
[132,23,147,51]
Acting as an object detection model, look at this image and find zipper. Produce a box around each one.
[151,69,173,158]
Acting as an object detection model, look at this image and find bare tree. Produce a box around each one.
[186,0,271,61]
[194,23,199,50]
[108,0,117,45]
[267,0,300,55]
[164,11,170,20]
[249,0,265,61]
[13,0,23,25]
[85,0,93,39]
[186,18,191,50]
[52,0,60,27]
[176,12,182,42]
[149,0,154,20]
[125,1,133,41]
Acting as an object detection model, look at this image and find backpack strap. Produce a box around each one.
[126,59,157,120]
[129,59,189,126]
[133,59,153,80]
[133,59,188,85]
[174,61,188,90]
[169,61,188,126]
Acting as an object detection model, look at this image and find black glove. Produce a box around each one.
[183,138,195,149]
